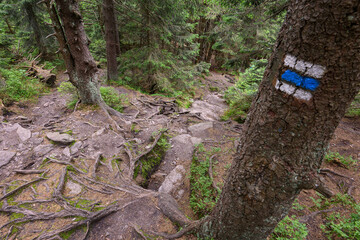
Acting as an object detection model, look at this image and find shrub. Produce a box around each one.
[100,86,126,112]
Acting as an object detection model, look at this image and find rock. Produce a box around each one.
[0,151,16,168]
[70,141,82,155]
[188,122,214,139]
[62,147,71,157]
[66,181,82,196]
[46,132,75,145]
[158,165,186,194]
[33,144,54,157]
[188,100,224,121]
[4,123,20,132]
[92,128,105,137]
[16,125,31,142]
[31,138,44,145]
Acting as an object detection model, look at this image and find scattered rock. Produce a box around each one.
[0,151,16,168]
[33,144,54,157]
[62,147,71,157]
[16,125,31,142]
[66,181,82,196]
[158,165,186,195]
[92,128,105,137]
[70,141,82,155]
[46,132,75,145]
[188,122,214,139]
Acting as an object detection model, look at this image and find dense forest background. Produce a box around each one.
[0,0,293,118]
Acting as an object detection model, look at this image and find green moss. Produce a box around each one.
[10,212,25,221]
[134,133,170,183]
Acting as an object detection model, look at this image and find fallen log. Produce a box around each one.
[27,65,56,87]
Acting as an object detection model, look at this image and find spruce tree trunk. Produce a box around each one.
[103,0,120,82]
[23,1,47,58]
[50,0,103,105]
[199,0,360,239]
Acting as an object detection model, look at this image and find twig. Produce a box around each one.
[0,177,45,201]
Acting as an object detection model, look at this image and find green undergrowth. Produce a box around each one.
[271,215,308,240]
[190,144,221,218]
[222,59,267,123]
[0,67,45,105]
[58,82,127,111]
[134,130,170,185]
[324,151,356,169]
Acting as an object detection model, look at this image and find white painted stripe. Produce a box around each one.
[293,88,313,101]
[283,54,326,79]
[275,79,313,101]
[279,81,296,95]
[284,55,297,68]
[305,64,326,78]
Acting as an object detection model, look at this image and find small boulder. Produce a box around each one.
[188,122,214,139]
[158,165,186,194]
[66,181,82,196]
[0,151,16,168]
[33,144,54,157]
[46,132,75,145]
[70,141,82,155]
[16,125,31,142]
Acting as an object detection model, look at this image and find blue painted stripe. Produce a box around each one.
[281,70,320,91]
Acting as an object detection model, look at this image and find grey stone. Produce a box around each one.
[16,125,31,142]
[92,128,105,137]
[62,147,71,157]
[188,122,214,138]
[4,123,20,132]
[189,100,224,121]
[33,144,54,157]
[66,181,82,196]
[46,132,74,144]
[70,141,82,155]
[0,151,16,168]
[158,165,186,194]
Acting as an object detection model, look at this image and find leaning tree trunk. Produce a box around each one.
[199,0,360,239]
[45,0,102,105]
[103,0,120,82]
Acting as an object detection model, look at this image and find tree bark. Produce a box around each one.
[45,0,102,105]
[199,0,360,239]
[103,0,120,82]
[23,1,48,58]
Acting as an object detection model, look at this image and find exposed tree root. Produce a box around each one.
[319,168,355,197]
[13,169,47,175]
[48,159,84,174]
[148,220,201,239]
[299,207,341,223]
[120,129,167,179]
[0,177,46,201]
[68,172,113,195]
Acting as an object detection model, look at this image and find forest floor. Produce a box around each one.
[0,71,359,240]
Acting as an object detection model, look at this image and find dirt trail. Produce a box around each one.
[0,71,359,239]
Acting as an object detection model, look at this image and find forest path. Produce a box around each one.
[0,71,359,239]
[0,71,240,239]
